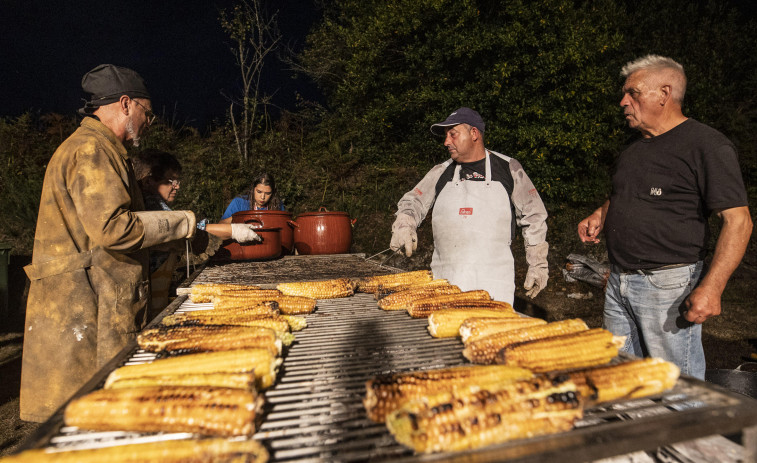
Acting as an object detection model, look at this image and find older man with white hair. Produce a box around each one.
[578,55,753,379]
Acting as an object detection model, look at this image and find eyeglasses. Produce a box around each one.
[166,178,181,188]
[132,99,156,125]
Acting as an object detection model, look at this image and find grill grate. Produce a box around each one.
[21,256,757,462]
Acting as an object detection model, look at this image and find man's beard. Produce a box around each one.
[126,117,141,147]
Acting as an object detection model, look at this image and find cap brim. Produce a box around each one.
[430,123,459,136]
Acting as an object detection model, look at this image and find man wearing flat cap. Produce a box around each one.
[20,64,198,422]
[390,107,549,304]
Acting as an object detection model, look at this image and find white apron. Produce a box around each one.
[431,153,515,303]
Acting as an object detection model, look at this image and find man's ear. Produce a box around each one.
[659,84,672,106]
[119,95,131,115]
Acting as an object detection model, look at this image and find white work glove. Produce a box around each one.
[231,224,262,243]
[524,242,549,298]
[136,210,196,249]
[390,213,418,257]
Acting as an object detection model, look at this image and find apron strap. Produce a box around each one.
[24,248,96,281]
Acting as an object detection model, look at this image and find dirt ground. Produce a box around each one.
[1,250,755,457]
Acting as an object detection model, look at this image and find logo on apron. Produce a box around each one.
[459,207,473,216]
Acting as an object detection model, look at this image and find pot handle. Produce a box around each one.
[244,218,263,228]
[351,218,357,227]
[287,219,298,229]
[319,207,329,212]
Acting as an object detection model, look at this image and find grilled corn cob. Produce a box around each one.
[363,365,532,422]
[106,372,257,391]
[409,299,507,319]
[273,295,317,314]
[0,437,269,462]
[561,357,680,403]
[161,313,293,341]
[355,270,434,294]
[374,278,452,300]
[212,290,284,309]
[427,308,518,338]
[377,284,461,311]
[276,278,354,299]
[497,328,621,372]
[188,283,261,303]
[281,315,308,331]
[463,319,589,364]
[64,386,262,437]
[459,317,548,344]
[104,348,280,390]
[386,376,582,453]
[137,325,281,356]
[407,290,491,315]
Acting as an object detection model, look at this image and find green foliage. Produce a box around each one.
[300,0,627,201]
[0,113,74,254]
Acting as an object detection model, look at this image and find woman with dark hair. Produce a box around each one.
[219,172,285,223]
[132,149,261,312]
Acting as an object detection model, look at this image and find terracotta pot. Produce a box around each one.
[293,208,355,255]
[231,210,296,255]
[222,219,282,261]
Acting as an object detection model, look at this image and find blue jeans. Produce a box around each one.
[603,262,705,379]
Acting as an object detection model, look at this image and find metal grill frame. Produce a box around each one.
[17,255,757,462]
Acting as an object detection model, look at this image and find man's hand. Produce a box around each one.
[231,224,262,243]
[524,242,549,298]
[578,201,609,243]
[524,266,548,298]
[684,285,722,324]
[390,213,418,257]
[390,227,417,257]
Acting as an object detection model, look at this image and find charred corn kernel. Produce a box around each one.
[188,283,262,303]
[460,317,548,344]
[363,365,532,422]
[276,278,354,299]
[497,328,621,372]
[427,308,518,338]
[386,376,582,453]
[106,372,257,391]
[355,270,434,294]
[562,357,680,403]
[377,284,461,310]
[64,386,262,437]
[274,295,317,314]
[374,278,452,300]
[409,299,506,319]
[0,437,269,463]
[463,319,589,364]
[167,302,278,322]
[104,348,279,390]
[137,325,280,356]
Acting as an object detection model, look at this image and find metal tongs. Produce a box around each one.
[366,247,401,267]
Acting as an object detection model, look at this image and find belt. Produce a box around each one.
[613,262,693,275]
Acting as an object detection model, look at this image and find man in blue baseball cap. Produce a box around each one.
[390,107,549,305]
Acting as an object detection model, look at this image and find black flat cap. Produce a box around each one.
[78,64,151,115]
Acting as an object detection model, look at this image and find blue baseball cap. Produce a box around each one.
[430,107,485,136]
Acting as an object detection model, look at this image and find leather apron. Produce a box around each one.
[431,152,515,303]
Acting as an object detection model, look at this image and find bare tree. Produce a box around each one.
[220,0,281,161]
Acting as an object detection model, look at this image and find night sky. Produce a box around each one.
[0,0,321,129]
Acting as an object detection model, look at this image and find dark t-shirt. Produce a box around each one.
[605,119,748,269]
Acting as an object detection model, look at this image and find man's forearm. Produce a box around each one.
[699,206,753,293]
